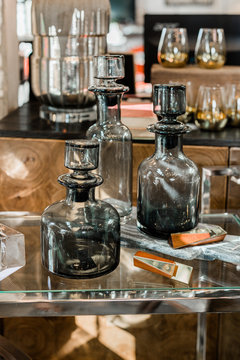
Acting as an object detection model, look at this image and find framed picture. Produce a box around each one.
[166,0,213,5]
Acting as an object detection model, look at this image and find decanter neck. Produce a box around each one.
[66,187,95,203]
[155,134,183,156]
[96,92,122,125]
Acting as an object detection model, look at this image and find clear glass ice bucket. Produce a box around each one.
[31,0,110,123]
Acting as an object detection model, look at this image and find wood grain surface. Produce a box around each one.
[0,335,31,359]
[3,314,219,360]
[0,138,66,212]
[0,138,230,212]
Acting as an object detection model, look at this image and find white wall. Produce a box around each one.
[136,0,240,24]
[0,0,19,118]
[4,0,19,115]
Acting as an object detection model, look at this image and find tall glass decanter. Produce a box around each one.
[41,139,120,278]
[137,84,200,238]
[87,55,132,218]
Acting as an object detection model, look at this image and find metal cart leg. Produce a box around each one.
[196,313,207,360]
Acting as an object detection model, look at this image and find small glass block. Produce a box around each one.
[0,223,25,280]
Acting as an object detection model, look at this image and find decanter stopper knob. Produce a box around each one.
[64,139,99,171]
[153,84,186,118]
[94,55,125,79]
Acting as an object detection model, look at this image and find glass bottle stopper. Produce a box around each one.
[153,84,186,118]
[94,55,125,79]
[90,55,129,94]
[59,139,102,187]
[149,84,189,135]
[64,139,99,171]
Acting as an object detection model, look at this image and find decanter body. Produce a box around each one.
[41,140,120,278]
[87,55,132,218]
[137,85,200,238]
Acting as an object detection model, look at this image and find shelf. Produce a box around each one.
[1,101,240,146]
[0,211,240,317]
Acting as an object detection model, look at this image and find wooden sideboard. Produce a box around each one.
[0,137,232,213]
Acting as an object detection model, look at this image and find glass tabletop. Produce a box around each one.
[0,211,240,317]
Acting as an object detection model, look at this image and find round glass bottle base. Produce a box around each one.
[137,217,198,240]
[43,258,120,280]
[40,104,97,124]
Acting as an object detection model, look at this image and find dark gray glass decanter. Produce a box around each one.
[41,139,120,278]
[137,84,200,238]
[87,55,132,219]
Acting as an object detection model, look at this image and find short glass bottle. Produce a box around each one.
[137,84,200,238]
[41,139,120,278]
[87,55,132,219]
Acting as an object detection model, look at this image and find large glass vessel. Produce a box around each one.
[31,0,110,123]
[41,139,120,278]
[87,55,132,219]
[137,84,200,238]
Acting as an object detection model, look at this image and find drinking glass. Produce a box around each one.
[195,85,227,131]
[195,28,226,69]
[225,82,240,127]
[157,28,189,68]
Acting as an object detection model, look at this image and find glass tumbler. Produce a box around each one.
[225,82,240,127]
[195,85,227,131]
[157,28,189,68]
[195,28,226,69]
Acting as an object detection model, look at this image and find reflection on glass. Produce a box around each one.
[225,82,240,127]
[195,28,226,69]
[157,28,189,68]
[195,85,227,131]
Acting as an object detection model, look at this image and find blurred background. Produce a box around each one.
[16,0,240,107]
